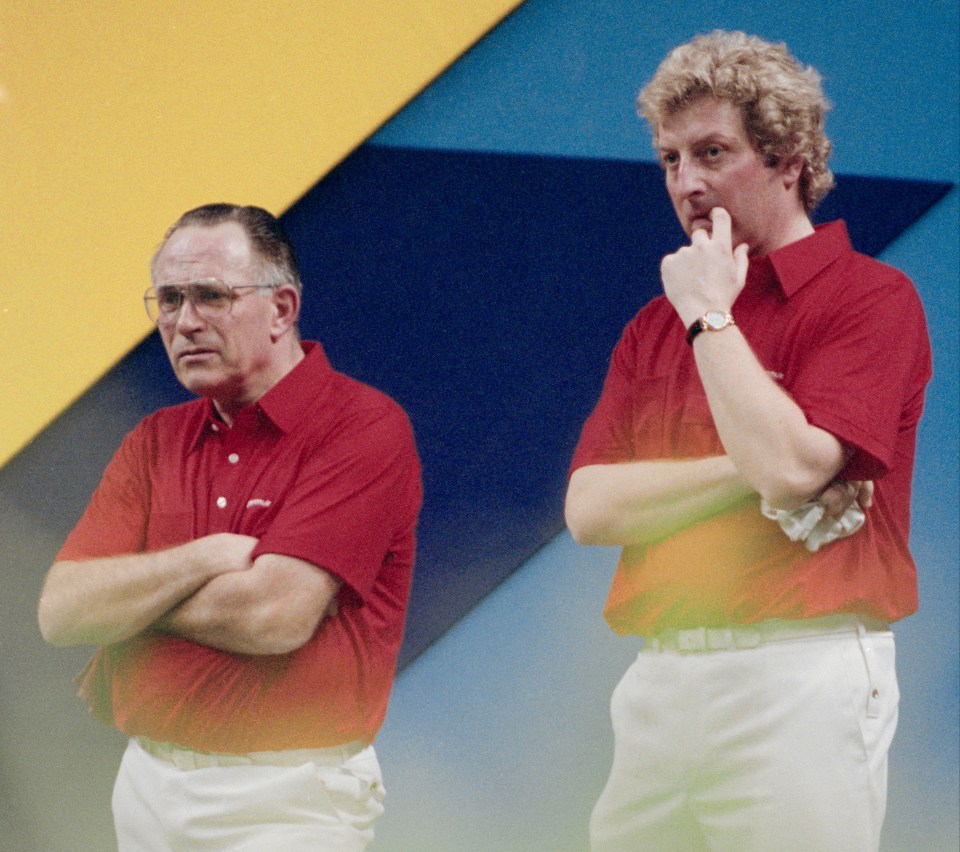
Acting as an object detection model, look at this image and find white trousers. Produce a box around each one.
[590,618,898,852]
[112,737,385,851]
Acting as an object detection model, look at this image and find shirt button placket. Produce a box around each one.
[220,453,240,509]
[213,447,240,523]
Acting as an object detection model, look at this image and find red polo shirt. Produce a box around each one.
[58,342,422,752]
[571,221,931,635]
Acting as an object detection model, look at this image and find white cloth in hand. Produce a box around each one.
[760,499,865,552]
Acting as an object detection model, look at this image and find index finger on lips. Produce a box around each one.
[709,207,732,248]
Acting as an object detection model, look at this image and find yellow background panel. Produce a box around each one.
[0,0,522,467]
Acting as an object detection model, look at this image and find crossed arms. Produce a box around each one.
[566,209,870,548]
[38,534,341,655]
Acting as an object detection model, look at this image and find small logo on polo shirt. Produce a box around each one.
[246,498,272,509]
[766,370,785,381]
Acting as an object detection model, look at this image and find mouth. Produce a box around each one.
[176,347,218,364]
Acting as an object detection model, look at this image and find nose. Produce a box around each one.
[172,295,207,333]
[670,157,706,200]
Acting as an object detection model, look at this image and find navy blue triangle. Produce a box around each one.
[281,145,951,666]
[813,172,952,256]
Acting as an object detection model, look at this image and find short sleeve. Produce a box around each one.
[56,422,151,560]
[570,302,698,472]
[250,400,422,601]
[788,261,932,481]
[570,322,642,474]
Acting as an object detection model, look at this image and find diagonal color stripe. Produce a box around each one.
[0,0,523,468]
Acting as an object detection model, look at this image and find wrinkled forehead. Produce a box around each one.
[154,222,257,283]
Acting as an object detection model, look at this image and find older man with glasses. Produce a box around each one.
[39,203,422,851]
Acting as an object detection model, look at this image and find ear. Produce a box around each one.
[269,284,301,340]
[780,156,805,192]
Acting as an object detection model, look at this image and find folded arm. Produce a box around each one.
[38,533,257,647]
[691,327,847,508]
[663,208,846,509]
[155,553,342,655]
[565,455,754,547]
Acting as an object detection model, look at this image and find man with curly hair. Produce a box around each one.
[565,31,930,851]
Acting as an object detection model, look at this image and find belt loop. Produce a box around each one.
[857,622,882,719]
[733,625,762,649]
[678,627,707,652]
[705,628,732,650]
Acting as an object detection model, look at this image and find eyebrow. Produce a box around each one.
[657,132,740,152]
[156,278,225,289]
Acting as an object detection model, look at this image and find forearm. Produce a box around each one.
[565,455,753,547]
[661,208,843,509]
[693,328,845,508]
[40,543,219,647]
[156,554,341,655]
[38,534,256,648]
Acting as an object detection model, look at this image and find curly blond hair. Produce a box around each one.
[638,31,834,213]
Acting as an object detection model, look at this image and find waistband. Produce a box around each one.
[643,614,889,653]
[134,737,367,771]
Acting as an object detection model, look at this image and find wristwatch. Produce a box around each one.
[686,310,736,346]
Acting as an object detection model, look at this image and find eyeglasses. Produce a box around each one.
[144,279,279,325]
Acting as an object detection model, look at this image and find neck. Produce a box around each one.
[213,338,305,427]
[756,210,815,257]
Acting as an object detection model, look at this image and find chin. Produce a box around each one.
[175,369,222,397]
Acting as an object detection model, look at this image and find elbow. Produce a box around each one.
[38,602,81,647]
[754,427,846,511]
[254,624,315,655]
[246,602,324,655]
[756,466,827,512]
[566,517,603,547]
[565,472,631,546]
[564,511,587,545]
[564,496,609,546]
[38,603,111,647]
[37,589,71,646]
[564,495,591,545]
[37,605,62,646]
[37,566,83,646]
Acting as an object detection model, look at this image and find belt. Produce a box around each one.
[643,614,887,653]
[135,737,366,771]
